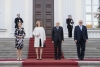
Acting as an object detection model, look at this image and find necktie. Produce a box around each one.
[56,26,59,29]
[80,26,82,31]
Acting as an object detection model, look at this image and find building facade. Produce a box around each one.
[0,0,100,38]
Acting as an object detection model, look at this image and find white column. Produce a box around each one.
[4,0,12,37]
[27,0,33,37]
[24,0,29,38]
[9,0,33,38]
[0,0,5,29]
[11,0,25,35]
[23,0,33,38]
[54,0,63,26]
[59,0,75,38]
[73,0,84,25]
[0,0,1,29]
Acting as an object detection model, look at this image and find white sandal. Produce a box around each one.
[17,58,19,60]
[19,58,22,60]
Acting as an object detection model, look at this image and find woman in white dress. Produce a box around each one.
[32,20,46,60]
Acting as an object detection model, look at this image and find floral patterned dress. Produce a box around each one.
[14,27,26,49]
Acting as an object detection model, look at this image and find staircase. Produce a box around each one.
[62,38,100,59]
[0,38,29,59]
[22,38,78,67]
[28,38,64,59]
[0,38,100,67]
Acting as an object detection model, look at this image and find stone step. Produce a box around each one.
[64,38,100,40]
[62,38,100,59]
[1,50,100,52]
[0,38,29,59]
[0,56,27,58]
[64,56,100,58]
[62,42,100,45]
[62,49,100,51]
[0,61,22,67]
[78,61,100,67]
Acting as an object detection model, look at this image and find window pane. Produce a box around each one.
[94,21,100,28]
[86,6,92,12]
[94,13,100,21]
[86,0,92,5]
[93,6,99,12]
[86,14,92,21]
[94,17,98,21]
[86,22,92,28]
[93,0,99,5]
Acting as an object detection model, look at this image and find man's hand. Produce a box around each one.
[86,39,88,42]
[52,41,54,43]
[44,40,45,43]
[62,40,64,43]
[74,40,77,43]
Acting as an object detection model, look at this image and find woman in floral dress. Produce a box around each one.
[14,22,26,60]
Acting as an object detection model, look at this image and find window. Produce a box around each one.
[85,0,100,28]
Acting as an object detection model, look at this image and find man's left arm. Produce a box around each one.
[61,27,64,41]
[20,18,23,23]
[85,26,88,40]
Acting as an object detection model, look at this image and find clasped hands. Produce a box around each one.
[18,36,23,38]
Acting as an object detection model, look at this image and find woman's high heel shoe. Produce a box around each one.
[17,58,19,60]
[37,58,39,60]
[40,58,42,60]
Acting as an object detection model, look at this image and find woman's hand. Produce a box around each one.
[36,35,39,37]
[44,40,45,43]
[36,34,40,37]
[20,36,23,38]
[18,36,22,38]
[18,36,20,38]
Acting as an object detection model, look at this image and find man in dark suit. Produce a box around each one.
[66,15,74,38]
[74,20,88,60]
[15,14,23,28]
[52,22,64,60]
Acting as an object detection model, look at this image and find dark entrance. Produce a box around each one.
[33,0,54,37]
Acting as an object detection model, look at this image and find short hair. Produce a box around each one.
[36,20,42,27]
[68,15,71,16]
[18,21,22,25]
[17,14,20,16]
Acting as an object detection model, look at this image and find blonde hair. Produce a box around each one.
[18,21,22,25]
[36,20,42,27]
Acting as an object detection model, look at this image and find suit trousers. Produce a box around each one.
[68,28,72,37]
[54,40,61,59]
[76,39,86,59]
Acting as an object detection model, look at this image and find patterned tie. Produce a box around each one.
[80,26,82,31]
[56,26,59,30]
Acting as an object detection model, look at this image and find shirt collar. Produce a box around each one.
[79,25,82,27]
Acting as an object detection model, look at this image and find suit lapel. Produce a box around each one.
[55,27,58,31]
[78,26,81,32]
[55,26,60,31]
[82,25,84,32]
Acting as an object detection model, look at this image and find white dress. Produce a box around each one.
[32,27,46,47]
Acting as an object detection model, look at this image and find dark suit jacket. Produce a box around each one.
[74,25,88,42]
[14,18,23,28]
[66,18,73,28]
[52,26,64,41]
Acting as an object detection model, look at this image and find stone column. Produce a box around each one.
[54,0,63,26]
